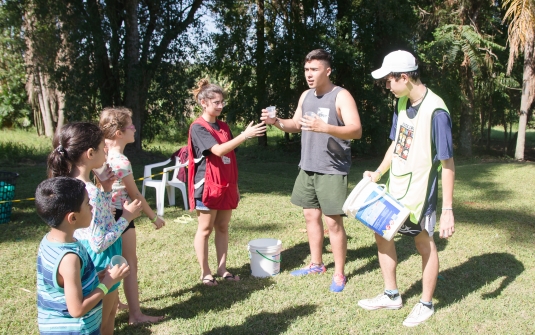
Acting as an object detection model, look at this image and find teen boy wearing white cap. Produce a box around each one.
[358,50,455,327]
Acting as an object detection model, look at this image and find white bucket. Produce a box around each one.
[247,238,282,277]
[342,178,410,241]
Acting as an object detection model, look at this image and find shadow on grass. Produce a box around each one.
[345,233,449,281]
[0,211,49,244]
[455,206,535,244]
[402,252,524,308]
[279,241,312,272]
[454,162,535,242]
[274,226,451,280]
[115,263,274,334]
[202,304,317,335]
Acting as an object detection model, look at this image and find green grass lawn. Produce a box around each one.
[1,129,534,334]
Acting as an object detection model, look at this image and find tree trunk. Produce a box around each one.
[514,38,535,160]
[124,0,142,149]
[459,62,474,157]
[503,114,508,155]
[87,0,118,108]
[486,101,492,150]
[37,70,54,137]
[335,0,352,88]
[479,104,485,143]
[256,0,267,146]
[56,91,65,132]
[33,99,43,136]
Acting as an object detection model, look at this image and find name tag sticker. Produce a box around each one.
[222,156,231,164]
[317,108,330,123]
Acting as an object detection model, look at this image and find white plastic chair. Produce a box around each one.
[141,157,189,215]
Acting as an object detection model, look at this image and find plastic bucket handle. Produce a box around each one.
[255,250,282,263]
[358,183,387,209]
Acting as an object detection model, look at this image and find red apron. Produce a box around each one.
[187,117,239,210]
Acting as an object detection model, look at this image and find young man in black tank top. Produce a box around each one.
[261,49,362,292]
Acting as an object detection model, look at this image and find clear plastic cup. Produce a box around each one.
[92,163,109,181]
[266,106,276,118]
[305,111,316,118]
[110,255,128,267]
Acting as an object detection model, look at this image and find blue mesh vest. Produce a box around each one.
[299,86,351,174]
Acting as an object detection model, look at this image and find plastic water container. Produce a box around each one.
[0,171,19,224]
[247,238,282,277]
[343,178,410,241]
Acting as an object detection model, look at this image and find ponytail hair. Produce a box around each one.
[47,122,104,178]
[99,106,133,140]
[191,78,225,106]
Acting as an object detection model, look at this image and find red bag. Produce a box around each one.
[171,146,189,182]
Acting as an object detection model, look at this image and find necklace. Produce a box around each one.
[410,89,427,105]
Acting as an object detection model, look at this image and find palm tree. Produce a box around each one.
[502,0,535,160]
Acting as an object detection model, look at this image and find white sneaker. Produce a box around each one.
[357,293,403,310]
[402,302,434,327]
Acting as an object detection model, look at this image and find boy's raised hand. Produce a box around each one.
[122,199,143,222]
[101,264,130,289]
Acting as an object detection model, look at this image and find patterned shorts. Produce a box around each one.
[397,212,436,237]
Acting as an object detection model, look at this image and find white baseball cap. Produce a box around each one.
[371,50,418,79]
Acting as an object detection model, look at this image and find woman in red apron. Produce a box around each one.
[188,79,266,286]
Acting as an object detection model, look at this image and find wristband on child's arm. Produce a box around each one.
[97,283,108,295]
[151,215,158,223]
[374,169,382,182]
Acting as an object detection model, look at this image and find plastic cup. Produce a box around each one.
[92,163,109,181]
[305,111,316,118]
[266,106,276,118]
[110,255,128,267]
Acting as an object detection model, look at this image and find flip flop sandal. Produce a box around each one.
[201,276,218,286]
[174,214,194,224]
[222,273,240,281]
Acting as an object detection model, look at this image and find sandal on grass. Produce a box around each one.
[174,214,194,224]
[201,276,218,286]
[220,272,240,281]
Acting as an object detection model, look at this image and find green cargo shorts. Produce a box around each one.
[290,169,348,216]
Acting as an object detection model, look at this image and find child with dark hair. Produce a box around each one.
[47,122,143,334]
[36,177,130,334]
